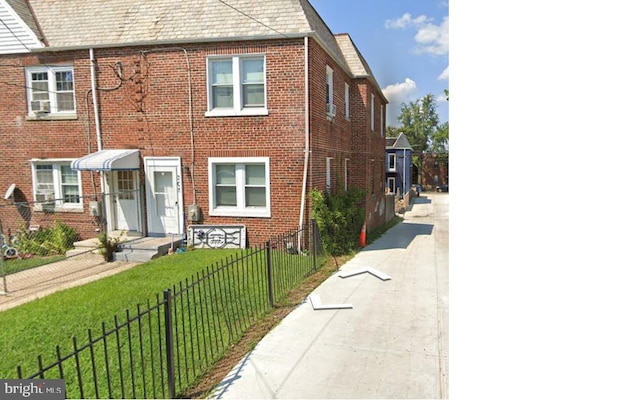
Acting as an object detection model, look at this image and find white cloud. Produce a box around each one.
[438,65,449,80]
[385,14,449,56]
[384,12,428,29]
[382,78,419,126]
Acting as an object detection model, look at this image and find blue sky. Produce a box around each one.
[310,0,449,127]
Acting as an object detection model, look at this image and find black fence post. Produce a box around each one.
[266,241,274,308]
[163,289,176,399]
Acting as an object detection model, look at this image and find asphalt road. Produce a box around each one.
[208,193,449,399]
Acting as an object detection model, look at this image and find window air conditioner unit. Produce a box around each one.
[43,192,55,203]
[31,100,51,114]
[326,103,336,117]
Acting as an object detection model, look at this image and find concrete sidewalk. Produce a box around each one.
[0,252,139,312]
[209,193,449,399]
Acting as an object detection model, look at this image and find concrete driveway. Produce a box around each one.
[209,193,449,399]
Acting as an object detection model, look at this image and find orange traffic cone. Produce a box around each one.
[359,223,367,247]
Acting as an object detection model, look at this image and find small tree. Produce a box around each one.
[311,189,365,258]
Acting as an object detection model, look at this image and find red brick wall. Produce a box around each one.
[420,153,449,190]
[0,37,388,244]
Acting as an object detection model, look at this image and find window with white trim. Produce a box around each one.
[387,177,396,194]
[31,160,82,210]
[344,83,350,119]
[206,55,267,116]
[326,66,334,116]
[380,104,384,137]
[388,153,397,172]
[26,66,76,115]
[208,157,270,217]
[326,157,333,190]
[371,93,375,131]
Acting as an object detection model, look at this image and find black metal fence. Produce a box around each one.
[13,222,324,399]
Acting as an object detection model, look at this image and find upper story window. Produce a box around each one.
[344,83,350,120]
[326,66,335,117]
[206,55,267,117]
[370,93,375,131]
[380,104,384,137]
[31,160,82,211]
[26,66,76,116]
[208,157,271,218]
[388,153,397,172]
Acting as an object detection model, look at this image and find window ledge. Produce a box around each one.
[34,204,84,213]
[205,109,268,118]
[26,113,78,121]
[209,208,271,218]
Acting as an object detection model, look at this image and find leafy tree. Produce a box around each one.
[432,121,449,153]
[385,126,402,137]
[397,94,440,153]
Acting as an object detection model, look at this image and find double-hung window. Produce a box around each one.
[344,83,350,120]
[26,66,76,116]
[325,66,335,117]
[31,160,82,210]
[388,153,397,172]
[207,55,267,116]
[371,93,375,131]
[208,157,270,217]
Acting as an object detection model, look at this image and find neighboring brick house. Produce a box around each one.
[420,152,449,191]
[385,133,413,197]
[0,0,388,246]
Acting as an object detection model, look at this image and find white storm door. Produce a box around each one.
[114,170,139,231]
[145,158,183,236]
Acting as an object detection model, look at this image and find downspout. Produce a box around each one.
[89,48,102,151]
[299,36,310,231]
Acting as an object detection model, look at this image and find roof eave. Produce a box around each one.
[29,32,310,53]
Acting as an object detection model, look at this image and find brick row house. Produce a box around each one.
[0,0,388,247]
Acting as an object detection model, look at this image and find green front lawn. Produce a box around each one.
[0,255,66,275]
[0,249,242,381]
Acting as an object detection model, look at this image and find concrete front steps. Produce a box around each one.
[68,232,183,263]
[114,236,184,262]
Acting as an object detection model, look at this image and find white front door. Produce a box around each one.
[113,170,140,232]
[145,158,183,236]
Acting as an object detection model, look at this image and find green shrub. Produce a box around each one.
[97,231,124,261]
[15,221,78,256]
[311,189,365,256]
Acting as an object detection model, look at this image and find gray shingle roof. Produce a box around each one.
[386,133,413,150]
[28,0,314,48]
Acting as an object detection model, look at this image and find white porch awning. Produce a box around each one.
[71,149,140,171]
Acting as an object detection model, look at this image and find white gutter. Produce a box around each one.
[89,48,102,151]
[299,36,310,232]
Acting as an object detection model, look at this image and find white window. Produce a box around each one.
[208,157,270,217]
[31,160,82,210]
[387,177,396,194]
[206,55,267,117]
[326,157,333,190]
[380,104,384,137]
[326,66,335,116]
[371,93,375,131]
[26,66,76,115]
[344,83,350,119]
[388,153,397,172]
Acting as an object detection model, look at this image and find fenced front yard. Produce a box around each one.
[0,222,325,399]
